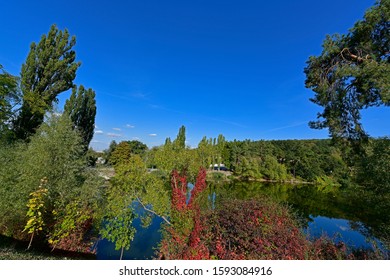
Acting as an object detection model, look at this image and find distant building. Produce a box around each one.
[210,163,229,171]
[96,157,106,165]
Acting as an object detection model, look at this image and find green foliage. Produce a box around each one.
[23,178,48,249]
[0,25,104,253]
[100,207,136,258]
[14,24,80,140]
[64,85,96,150]
[235,157,261,180]
[260,155,289,181]
[104,140,117,164]
[196,135,228,171]
[0,142,27,235]
[173,125,186,150]
[109,141,132,166]
[85,147,99,167]
[197,136,214,168]
[0,114,103,241]
[19,114,85,208]
[304,0,389,142]
[127,140,148,156]
[48,200,92,248]
[271,140,325,181]
[109,140,148,166]
[0,65,19,142]
[357,137,390,193]
[100,154,169,258]
[153,127,201,181]
[314,176,341,193]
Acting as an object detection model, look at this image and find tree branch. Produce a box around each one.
[341,48,370,63]
[136,196,171,225]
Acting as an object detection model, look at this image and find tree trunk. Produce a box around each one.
[27,232,34,250]
[120,246,124,260]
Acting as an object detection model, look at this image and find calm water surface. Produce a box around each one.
[96,181,389,259]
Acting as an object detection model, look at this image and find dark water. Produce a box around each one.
[95,203,163,260]
[96,181,389,259]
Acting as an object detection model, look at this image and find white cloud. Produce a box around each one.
[267,121,308,132]
[132,92,148,99]
[149,133,157,137]
[126,124,135,128]
[112,128,122,131]
[132,137,140,141]
[95,130,104,134]
[107,133,122,137]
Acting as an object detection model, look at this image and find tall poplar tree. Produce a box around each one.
[14,24,80,140]
[173,125,186,150]
[64,85,96,150]
[0,65,19,140]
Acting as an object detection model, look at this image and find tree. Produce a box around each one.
[216,134,226,170]
[0,65,19,141]
[101,154,169,259]
[197,136,213,169]
[127,140,148,155]
[64,85,96,150]
[23,178,48,250]
[0,113,103,239]
[304,0,389,143]
[159,168,209,259]
[357,137,390,193]
[104,140,117,163]
[173,125,186,150]
[109,141,132,166]
[14,24,80,140]
[154,126,201,181]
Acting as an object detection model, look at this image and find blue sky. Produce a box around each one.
[1,0,388,150]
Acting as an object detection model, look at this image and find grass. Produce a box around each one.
[0,235,96,260]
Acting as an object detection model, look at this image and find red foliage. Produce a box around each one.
[188,168,207,208]
[171,170,187,212]
[160,168,360,260]
[160,168,210,259]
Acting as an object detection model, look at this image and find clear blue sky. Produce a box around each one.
[1,0,388,150]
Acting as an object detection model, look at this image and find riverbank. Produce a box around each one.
[0,235,96,260]
[206,170,314,185]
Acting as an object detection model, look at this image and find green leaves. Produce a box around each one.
[305,0,390,142]
[100,154,169,258]
[0,65,19,140]
[23,178,48,249]
[357,137,390,193]
[48,200,92,247]
[64,85,96,150]
[14,24,81,140]
[100,207,136,253]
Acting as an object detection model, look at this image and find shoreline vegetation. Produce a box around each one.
[1,167,387,260]
[1,1,389,260]
[206,170,316,185]
[1,133,389,260]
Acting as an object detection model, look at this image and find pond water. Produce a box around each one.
[96,181,389,259]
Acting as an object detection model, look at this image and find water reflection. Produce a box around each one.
[211,180,389,252]
[305,216,379,250]
[96,180,389,259]
[95,203,163,260]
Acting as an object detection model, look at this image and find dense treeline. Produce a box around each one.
[104,129,389,193]
[0,0,388,259]
[224,139,350,185]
